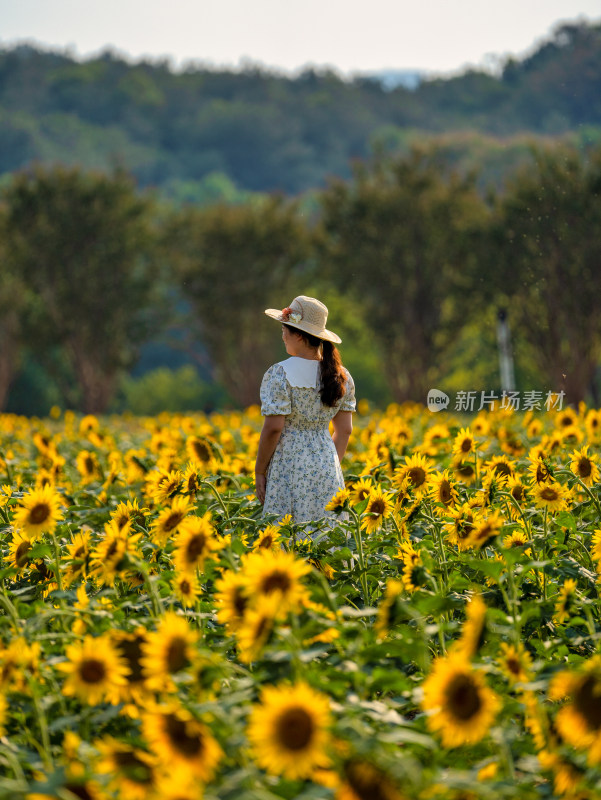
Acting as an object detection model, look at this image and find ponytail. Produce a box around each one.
[319,340,347,407]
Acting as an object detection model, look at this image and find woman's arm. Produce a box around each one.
[331,410,353,463]
[255,414,285,504]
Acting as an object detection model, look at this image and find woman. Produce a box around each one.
[255,295,355,523]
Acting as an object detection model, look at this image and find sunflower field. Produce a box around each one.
[1,400,601,799]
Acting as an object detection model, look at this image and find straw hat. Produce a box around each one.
[264,295,342,344]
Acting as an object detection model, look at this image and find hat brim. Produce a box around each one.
[264,308,342,344]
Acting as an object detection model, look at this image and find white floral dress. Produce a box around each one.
[260,356,356,523]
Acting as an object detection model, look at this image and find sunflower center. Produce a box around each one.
[493,462,512,477]
[540,487,559,502]
[511,486,525,502]
[186,533,207,560]
[578,458,592,478]
[439,481,452,504]
[117,636,145,683]
[16,540,32,567]
[369,499,386,516]
[259,535,273,548]
[167,636,190,673]
[193,441,211,462]
[574,675,601,730]
[64,783,95,800]
[30,503,50,525]
[113,750,153,783]
[80,658,106,684]
[164,512,184,532]
[165,714,203,757]
[84,457,95,474]
[276,706,314,751]
[234,588,248,616]
[445,673,482,720]
[179,578,191,594]
[262,570,291,594]
[460,438,473,453]
[507,657,521,676]
[408,467,426,487]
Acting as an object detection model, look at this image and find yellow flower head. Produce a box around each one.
[247,681,331,780]
[58,635,130,705]
[569,445,600,487]
[421,653,501,748]
[13,484,64,538]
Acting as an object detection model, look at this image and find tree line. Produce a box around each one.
[1,140,600,414]
[0,21,599,197]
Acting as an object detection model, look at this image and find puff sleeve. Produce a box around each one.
[339,370,356,412]
[260,364,292,416]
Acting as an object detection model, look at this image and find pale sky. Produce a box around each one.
[1,0,600,76]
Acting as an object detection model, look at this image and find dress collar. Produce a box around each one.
[278,356,320,388]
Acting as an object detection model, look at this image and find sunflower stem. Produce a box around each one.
[50,531,63,593]
[349,507,369,606]
[0,589,20,633]
[201,479,230,520]
[542,507,548,601]
[27,674,53,770]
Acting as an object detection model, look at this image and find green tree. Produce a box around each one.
[2,166,161,412]
[167,197,310,406]
[317,147,487,403]
[0,252,29,410]
[494,144,601,404]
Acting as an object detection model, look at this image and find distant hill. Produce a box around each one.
[0,19,599,197]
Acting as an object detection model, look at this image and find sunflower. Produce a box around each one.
[421,423,451,456]
[591,529,601,565]
[90,520,142,587]
[337,759,404,800]
[464,510,504,550]
[214,570,250,632]
[554,578,578,624]
[452,458,477,485]
[429,469,458,513]
[173,513,223,573]
[182,463,202,495]
[141,611,199,690]
[485,454,514,482]
[64,528,93,585]
[247,681,331,780]
[360,488,395,534]
[251,524,283,552]
[502,529,532,556]
[325,488,351,513]
[453,593,487,659]
[569,446,600,487]
[349,478,373,506]
[57,634,129,705]
[443,503,477,551]
[146,469,184,505]
[151,496,193,545]
[6,530,34,572]
[241,550,311,615]
[421,654,500,748]
[395,453,432,496]
[142,701,223,781]
[527,453,553,485]
[533,480,569,513]
[110,628,150,707]
[452,428,475,461]
[13,484,63,538]
[505,475,529,518]
[549,656,601,764]
[76,449,102,484]
[94,737,158,800]
[186,435,214,466]
[585,409,601,440]
[173,571,202,607]
[498,642,532,685]
[235,596,279,663]
[111,498,147,531]
[398,540,424,593]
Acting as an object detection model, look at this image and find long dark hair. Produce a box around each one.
[284,324,347,407]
